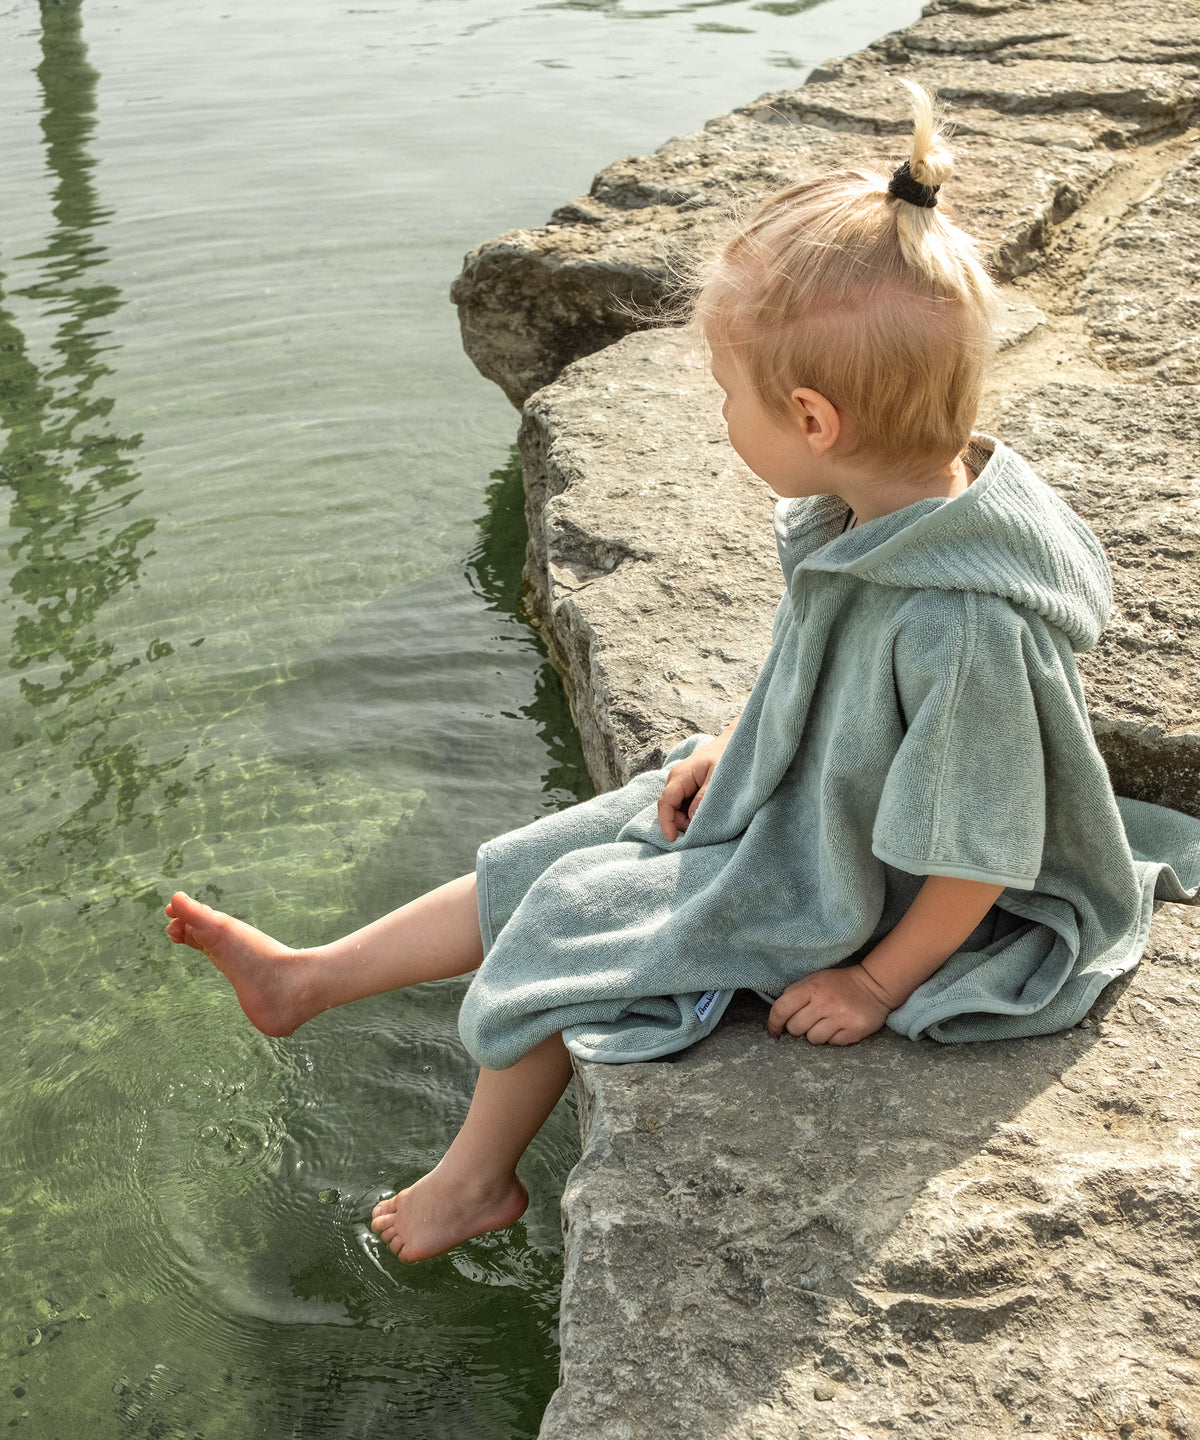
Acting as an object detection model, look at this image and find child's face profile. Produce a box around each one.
[708,344,832,500]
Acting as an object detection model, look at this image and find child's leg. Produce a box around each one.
[371,1030,574,1262]
[169,876,573,1260]
[165,873,484,1036]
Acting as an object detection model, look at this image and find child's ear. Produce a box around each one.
[790,388,841,455]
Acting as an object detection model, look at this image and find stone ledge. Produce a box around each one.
[451,0,1200,409]
[451,0,1200,1433]
[542,906,1200,1440]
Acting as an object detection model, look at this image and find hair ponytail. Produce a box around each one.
[902,79,953,190]
[693,83,1000,473]
[888,80,976,295]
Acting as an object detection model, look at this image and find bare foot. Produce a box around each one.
[370,1166,529,1262]
[165,891,317,1037]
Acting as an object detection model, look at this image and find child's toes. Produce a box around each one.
[370,1199,400,1240]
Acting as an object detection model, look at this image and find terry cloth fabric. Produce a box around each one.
[459,440,1200,1069]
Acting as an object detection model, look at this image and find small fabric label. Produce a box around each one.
[695,989,721,1021]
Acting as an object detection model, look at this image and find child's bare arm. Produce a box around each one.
[767,874,1006,1045]
[657,715,740,841]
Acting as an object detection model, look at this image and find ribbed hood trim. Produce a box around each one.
[775,439,1112,652]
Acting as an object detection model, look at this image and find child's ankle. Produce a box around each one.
[429,1159,520,1203]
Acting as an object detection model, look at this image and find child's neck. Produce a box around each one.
[836,453,973,526]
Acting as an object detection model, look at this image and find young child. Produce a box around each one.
[166,84,1200,1263]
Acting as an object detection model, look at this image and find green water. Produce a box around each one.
[1,0,921,1435]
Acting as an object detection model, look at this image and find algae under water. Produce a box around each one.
[0,0,921,1435]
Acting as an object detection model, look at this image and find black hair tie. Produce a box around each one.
[888,161,939,209]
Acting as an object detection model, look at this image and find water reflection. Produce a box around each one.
[7,1,146,692]
[1,1,184,899]
[467,447,594,804]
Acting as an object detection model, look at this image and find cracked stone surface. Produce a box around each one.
[451,0,1200,1434]
[769,58,1200,141]
[542,906,1200,1440]
[879,0,1200,66]
[1079,146,1200,380]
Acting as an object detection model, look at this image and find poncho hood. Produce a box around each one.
[775,439,1112,653]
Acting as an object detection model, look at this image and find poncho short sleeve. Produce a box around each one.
[871,591,1047,890]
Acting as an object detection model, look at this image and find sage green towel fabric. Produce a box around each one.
[459,440,1200,1069]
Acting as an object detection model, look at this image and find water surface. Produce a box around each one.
[0,0,922,1434]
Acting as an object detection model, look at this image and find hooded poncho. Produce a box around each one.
[459,440,1200,1069]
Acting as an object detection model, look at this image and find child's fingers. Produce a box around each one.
[656,800,683,841]
[799,1015,841,1045]
[656,769,688,813]
[826,1028,859,1046]
[784,1006,821,1038]
[657,760,704,839]
[772,994,849,1043]
[767,988,809,1036]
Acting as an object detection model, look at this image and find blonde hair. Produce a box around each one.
[693,82,999,473]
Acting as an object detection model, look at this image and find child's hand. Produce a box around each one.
[657,731,733,841]
[766,965,893,1046]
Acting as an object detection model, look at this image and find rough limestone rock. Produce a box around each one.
[452,0,1200,408]
[998,382,1200,813]
[542,904,1200,1440]
[878,0,1200,66]
[806,0,1200,138]
[1079,147,1200,380]
[453,0,1200,1433]
[768,59,1199,146]
[520,328,777,790]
